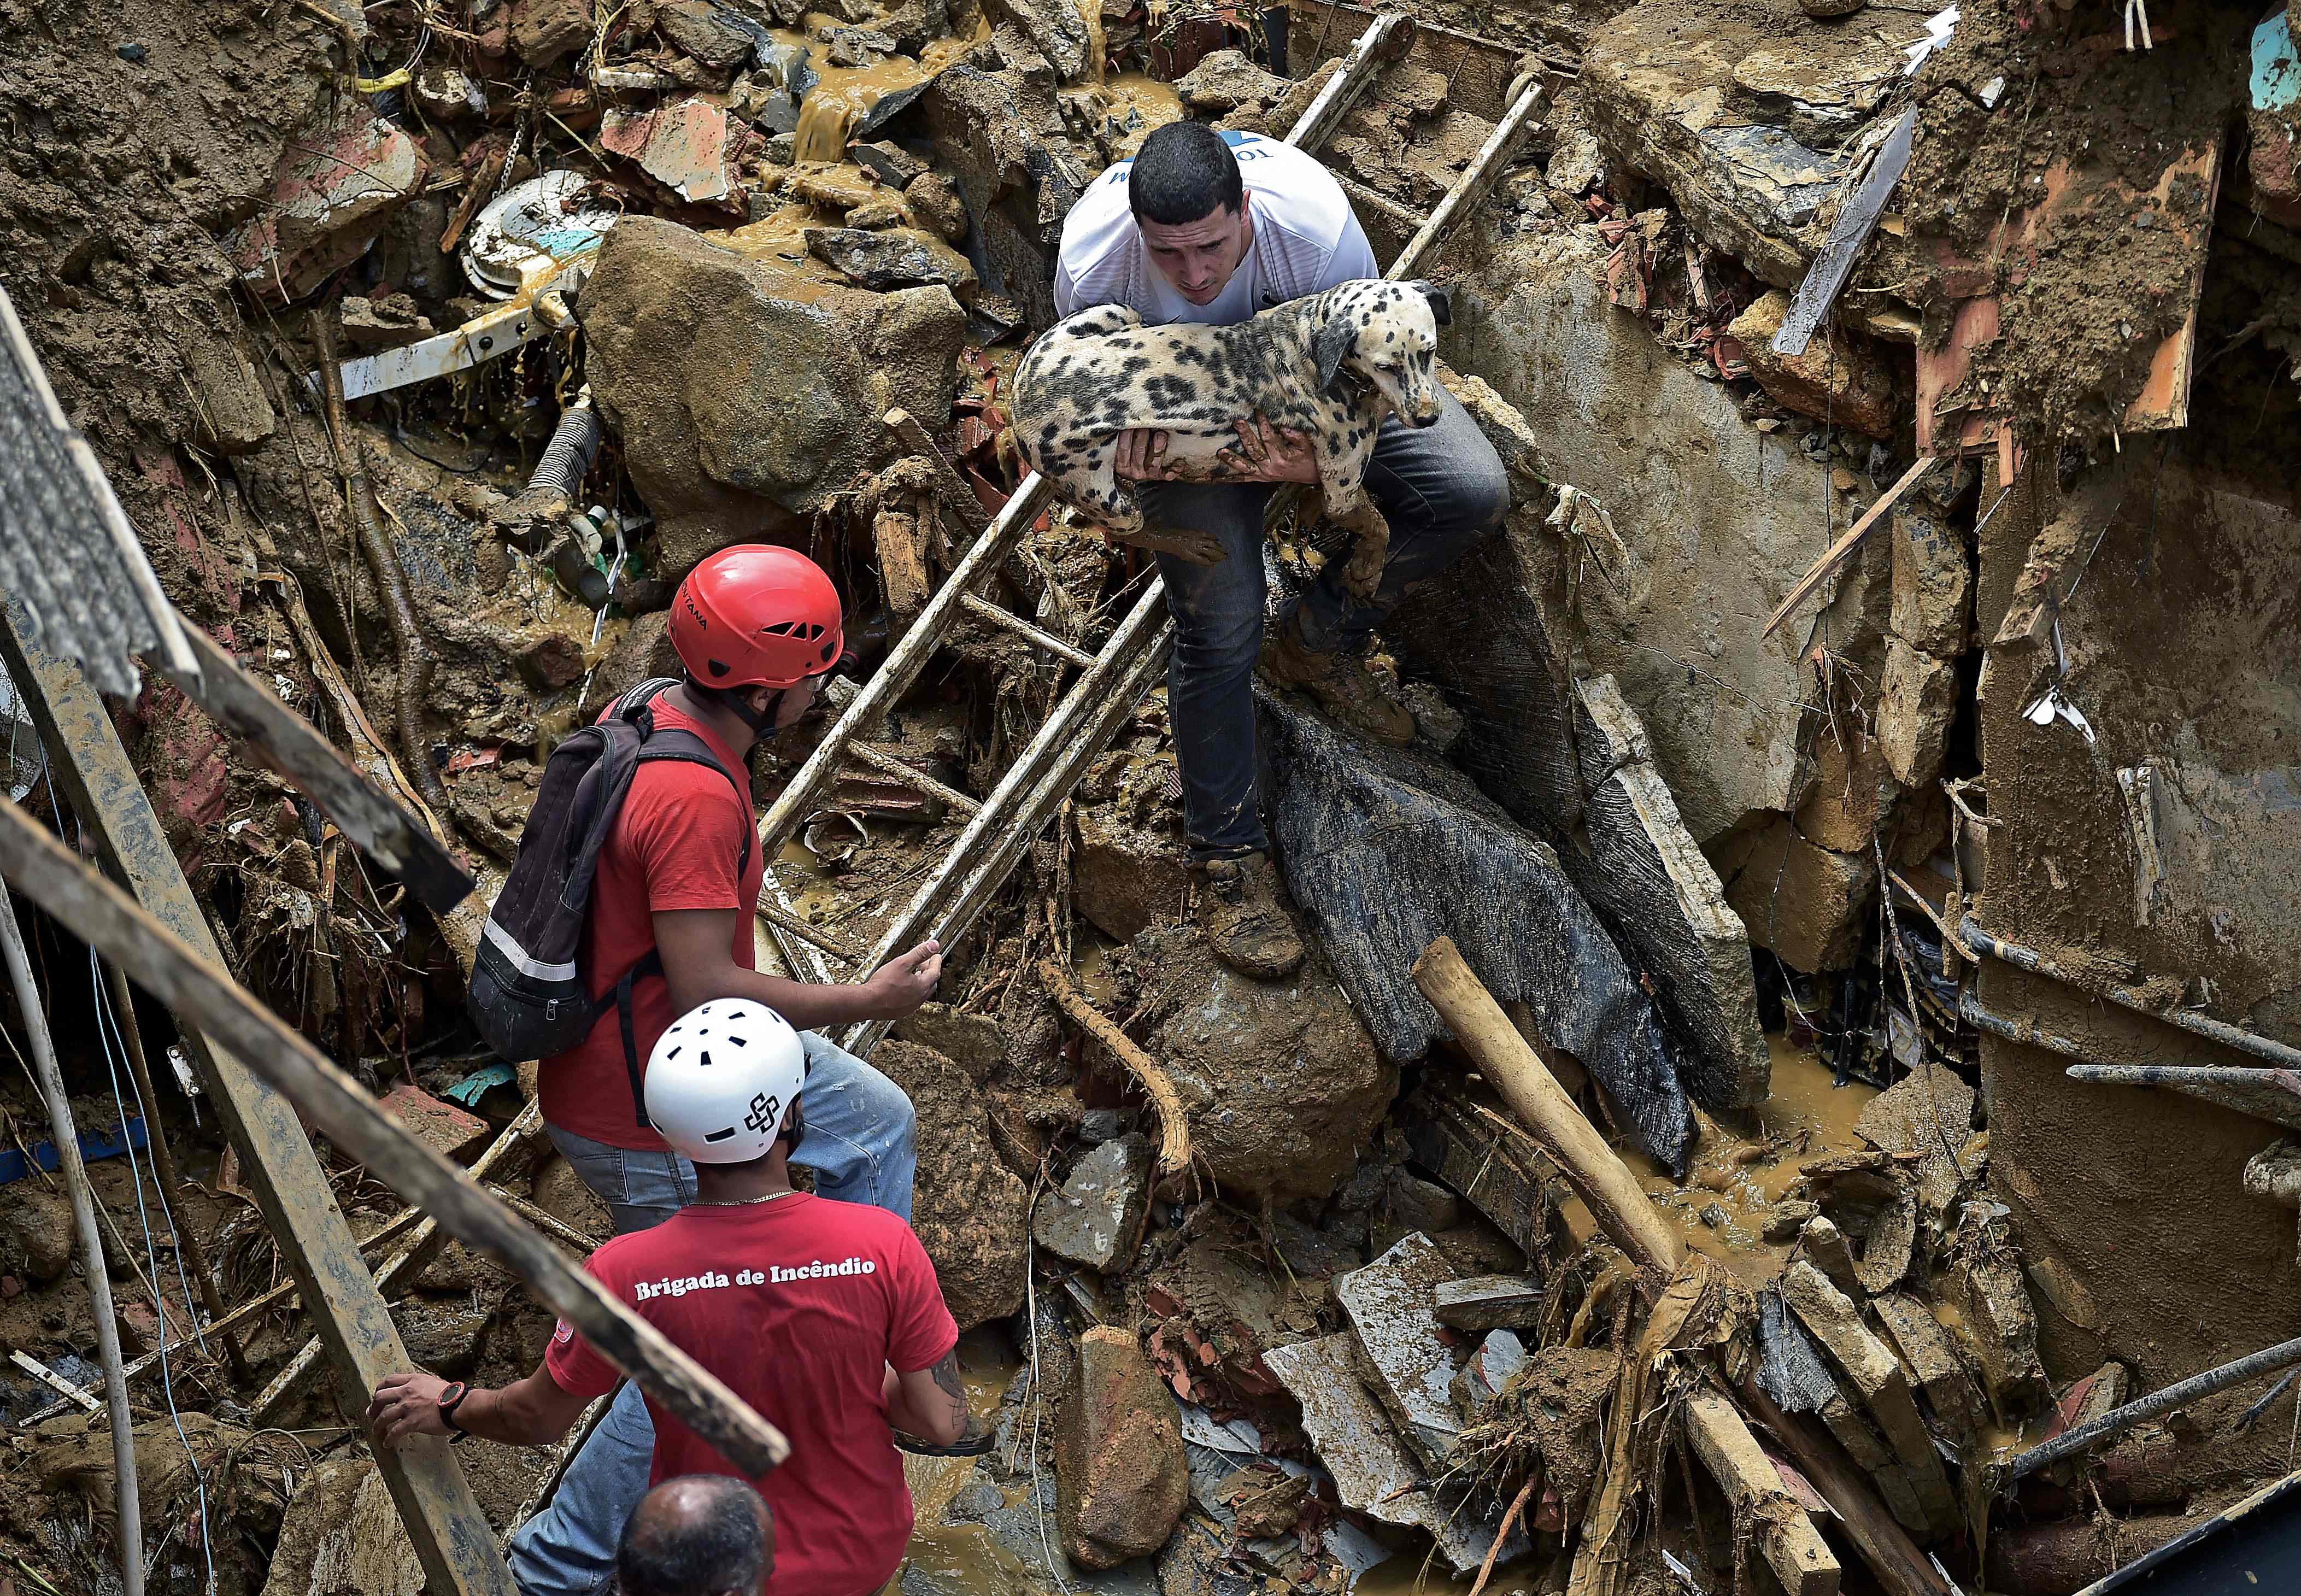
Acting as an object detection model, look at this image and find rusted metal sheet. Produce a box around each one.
[0,604,512,1596]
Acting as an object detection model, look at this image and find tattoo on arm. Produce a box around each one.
[931,1351,968,1428]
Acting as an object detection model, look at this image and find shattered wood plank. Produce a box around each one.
[1404,1082,1563,1267]
[159,618,474,915]
[1684,1389,1840,1596]
[1780,1262,1958,1538]
[0,797,794,1480]
[873,507,932,627]
[884,406,990,538]
[1741,1380,1956,1596]
[1571,675,1769,1107]
[1762,455,1939,639]
[0,610,515,1596]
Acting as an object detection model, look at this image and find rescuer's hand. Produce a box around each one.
[861,939,943,1018]
[367,1371,453,1448]
[1113,429,1172,481]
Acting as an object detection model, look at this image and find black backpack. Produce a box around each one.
[466,679,752,1125]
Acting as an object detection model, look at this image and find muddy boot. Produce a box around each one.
[1194,851,1305,980]
[1260,614,1417,747]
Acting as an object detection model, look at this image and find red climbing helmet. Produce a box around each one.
[670,545,845,690]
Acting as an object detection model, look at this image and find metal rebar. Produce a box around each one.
[1962,916,2301,1071]
[2010,1334,2301,1479]
[0,875,143,1594]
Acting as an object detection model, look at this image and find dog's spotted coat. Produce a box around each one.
[1009,279,1452,596]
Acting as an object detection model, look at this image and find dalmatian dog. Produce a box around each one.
[1009,279,1452,597]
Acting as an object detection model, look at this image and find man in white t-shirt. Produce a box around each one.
[1053,121,1509,981]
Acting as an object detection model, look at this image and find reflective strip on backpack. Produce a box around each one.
[483,918,579,983]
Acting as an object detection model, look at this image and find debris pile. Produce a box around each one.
[0,0,2297,1592]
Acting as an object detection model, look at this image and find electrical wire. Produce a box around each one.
[91,946,218,1596]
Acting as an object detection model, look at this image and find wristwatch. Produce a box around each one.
[437,1381,473,1444]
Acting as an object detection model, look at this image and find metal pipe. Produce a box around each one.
[0,877,143,1594]
[2010,1334,2301,1480]
[1960,915,2301,1071]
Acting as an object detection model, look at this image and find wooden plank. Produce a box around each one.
[0,795,794,1478]
[0,605,514,1596]
[1388,77,1545,281]
[884,407,990,539]
[1685,1389,1840,1596]
[1760,455,1939,639]
[157,615,475,916]
[10,1350,102,1412]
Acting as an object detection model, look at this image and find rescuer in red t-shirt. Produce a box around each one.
[368,1000,966,1596]
[539,545,942,1239]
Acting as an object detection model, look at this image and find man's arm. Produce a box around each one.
[368,1366,594,1450]
[655,908,940,1029]
[883,1348,969,1447]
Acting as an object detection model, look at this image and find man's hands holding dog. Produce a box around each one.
[1112,417,1317,485]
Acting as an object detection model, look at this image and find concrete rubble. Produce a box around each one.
[2,0,2294,1592]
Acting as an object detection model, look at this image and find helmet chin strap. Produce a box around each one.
[732,688,784,737]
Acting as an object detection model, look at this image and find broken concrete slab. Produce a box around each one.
[1259,693,1695,1172]
[1569,674,1771,1108]
[806,226,979,296]
[1370,1168,1460,1255]
[1711,815,1877,973]
[1263,1334,1519,1575]
[579,216,966,570]
[601,98,758,208]
[1793,727,1898,855]
[1336,1233,1461,1470]
[1879,637,1957,788]
[1891,508,1972,658]
[220,104,428,306]
[1857,1060,1977,1217]
[1797,1214,1863,1299]
[1419,223,1889,848]
[981,0,1099,83]
[1056,1327,1189,1569]
[1452,1328,1529,1413]
[1032,1134,1153,1274]
[1725,290,1898,438]
[1434,1274,1545,1334]
[1869,1290,1986,1453]
[1175,50,1287,114]
[1581,0,1899,288]
[1940,1201,2052,1419]
[1780,1260,1959,1538]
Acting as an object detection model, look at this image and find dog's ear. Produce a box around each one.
[1408,280,1452,326]
[1314,316,1355,391]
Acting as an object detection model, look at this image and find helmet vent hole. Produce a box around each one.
[708,659,732,678]
[698,1050,712,1067]
[726,1034,746,1047]
[666,1046,682,1060]
[703,1127,737,1143]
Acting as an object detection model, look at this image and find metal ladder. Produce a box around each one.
[754,13,1542,1055]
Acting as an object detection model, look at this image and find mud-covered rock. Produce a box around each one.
[1,1184,75,1283]
[395,1299,492,1378]
[1878,637,1956,788]
[806,226,979,296]
[981,0,1100,82]
[1070,748,1190,943]
[580,216,967,571]
[261,1455,424,1596]
[1794,727,1898,854]
[1127,924,1394,1200]
[905,171,970,242]
[890,1002,1005,1084]
[1726,290,1897,438]
[870,1040,1028,1328]
[1175,50,1287,114]
[512,0,593,67]
[1711,816,1876,972]
[1891,508,1972,657]
[1056,1327,1188,1568]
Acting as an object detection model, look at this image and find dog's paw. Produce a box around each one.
[1341,539,1387,599]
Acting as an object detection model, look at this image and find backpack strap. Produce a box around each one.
[596,688,755,1129]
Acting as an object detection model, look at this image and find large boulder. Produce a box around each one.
[868,1040,1029,1328]
[1124,923,1394,1201]
[1055,1327,1188,1568]
[262,1456,424,1596]
[1069,747,1190,943]
[580,216,968,572]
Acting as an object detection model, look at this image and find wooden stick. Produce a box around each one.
[98,957,250,1384]
[1412,937,1843,1596]
[755,899,868,966]
[155,617,474,916]
[1037,955,1191,1177]
[489,1186,600,1254]
[1760,455,1939,638]
[0,877,143,1594]
[10,1351,102,1413]
[884,407,990,538]
[1741,1381,1952,1596]
[0,803,791,1476]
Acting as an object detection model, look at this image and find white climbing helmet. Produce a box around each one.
[644,1000,808,1165]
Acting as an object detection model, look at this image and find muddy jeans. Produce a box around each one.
[1146,386,1509,860]
[508,1030,914,1596]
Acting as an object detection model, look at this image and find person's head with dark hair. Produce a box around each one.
[1126,122,1254,306]
[615,1475,774,1596]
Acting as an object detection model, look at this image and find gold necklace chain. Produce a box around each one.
[690,1188,802,1208]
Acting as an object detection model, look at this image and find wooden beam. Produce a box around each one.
[0,796,794,1476]
[1387,77,1545,281]
[0,602,515,1596]
[1760,455,1939,639]
[1289,11,1413,156]
[155,617,476,916]
[884,407,990,538]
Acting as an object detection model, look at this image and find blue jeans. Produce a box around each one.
[509,1031,915,1595]
[1147,387,1507,860]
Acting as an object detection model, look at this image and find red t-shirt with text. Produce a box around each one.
[537,700,764,1152]
[545,1195,960,1596]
